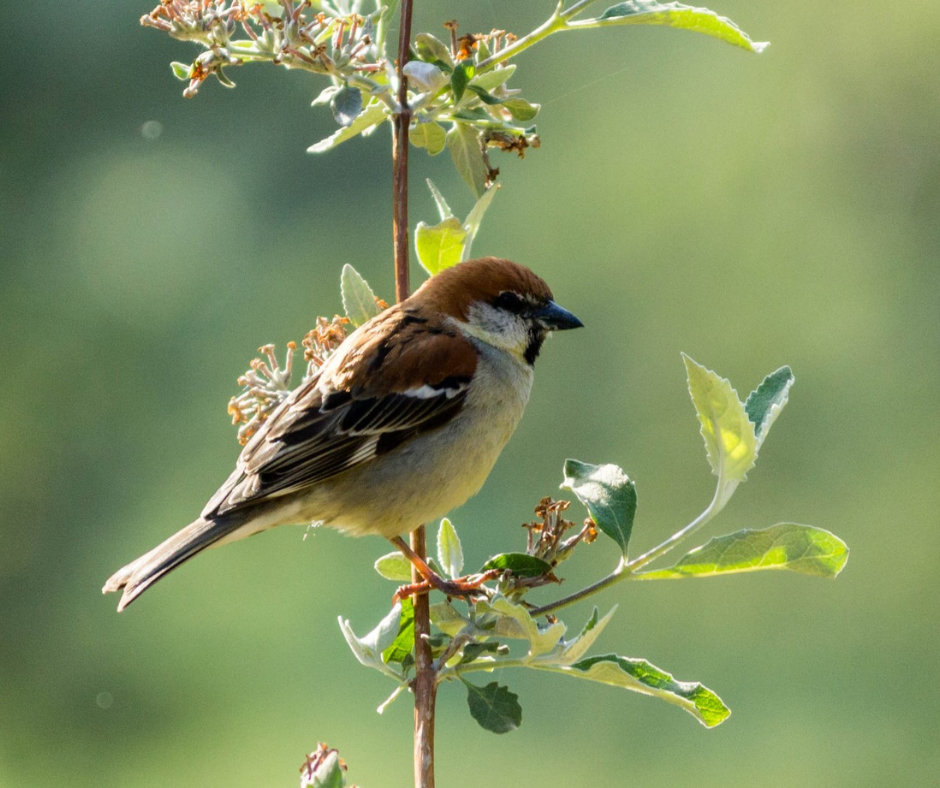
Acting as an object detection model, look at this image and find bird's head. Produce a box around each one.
[414,257,583,365]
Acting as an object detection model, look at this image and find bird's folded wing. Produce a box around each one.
[202,317,478,518]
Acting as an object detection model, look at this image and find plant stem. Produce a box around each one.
[530,483,726,617]
[391,4,435,787]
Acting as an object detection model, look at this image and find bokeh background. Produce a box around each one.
[2,1,938,786]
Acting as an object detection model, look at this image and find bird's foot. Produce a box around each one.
[393,569,500,603]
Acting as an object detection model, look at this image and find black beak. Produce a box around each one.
[531,300,584,331]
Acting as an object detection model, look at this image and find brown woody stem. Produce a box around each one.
[390,3,435,788]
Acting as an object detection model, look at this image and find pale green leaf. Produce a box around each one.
[402,61,448,93]
[745,365,794,447]
[683,354,757,488]
[340,263,380,328]
[470,64,517,93]
[429,601,468,637]
[308,101,387,154]
[374,551,413,582]
[561,459,636,557]
[576,1,768,54]
[170,62,191,81]
[636,524,849,580]
[462,184,499,261]
[464,680,522,734]
[563,654,730,727]
[551,606,618,666]
[450,60,475,103]
[410,121,446,155]
[446,122,487,197]
[338,604,404,679]
[415,217,467,275]
[311,85,340,107]
[482,597,566,657]
[437,517,464,579]
[425,178,454,221]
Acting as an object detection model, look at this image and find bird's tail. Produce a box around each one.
[102,514,246,612]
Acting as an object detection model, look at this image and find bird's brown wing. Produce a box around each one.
[202,310,478,518]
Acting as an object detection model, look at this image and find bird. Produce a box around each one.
[103,257,583,611]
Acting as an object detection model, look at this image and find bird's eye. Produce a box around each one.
[493,291,526,314]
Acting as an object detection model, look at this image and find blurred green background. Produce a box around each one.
[2,1,938,786]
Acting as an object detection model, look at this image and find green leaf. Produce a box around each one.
[683,354,757,493]
[429,600,468,637]
[503,97,540,122]
[462,184,499,261]
[745,366,794,445]
[302,750,346,788]
[308,101,387,154]
[382,597,415,665]
[552,606,618,666]
[583,1,768,54]
[481,553,553,578]
[170,62,191,81]
[457,641,503,666]
[467,85,506,106]
[425,178,454,221]
[463,680,522,734]
[561,459,636,557]
[410,121,446,155]
[636,524,849,580]
[374,551,413,582]
[330,85,363,127]
[415,33,454,68]
[450,60,475,103]
[415,217,467,275]
[446,122,488,197]
[565,654,730,727]
[470,64,516,93]
[340,263,380,328]
[437,517,464,579]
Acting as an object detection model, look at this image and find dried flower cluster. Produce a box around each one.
[227,315,349,445]
[525,497,597,566]
[142,1,384,98]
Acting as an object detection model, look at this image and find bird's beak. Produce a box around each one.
[532,300,584,331]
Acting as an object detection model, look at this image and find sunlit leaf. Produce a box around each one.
[415,217,467,275]
[437,517,464,579]
[577,1,768,54]
[446,122,487,197]
[311,85,340,107]
[373,551,413,582]
[564,654,730,727]
[462,184,499,261]
[410,121,446,155]
[551,606,618,666]
[170,62,191,81]
[340,263,380,327]
[561,459,636,557]
[464,680,522,734]
[636,524,849,580]
[425,178,454,221]
[683,354,757,489]
[482,597,566,657]
[308,101,387,154]
[470,64,516,93]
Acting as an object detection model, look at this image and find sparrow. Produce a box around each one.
[103,257,582,611]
